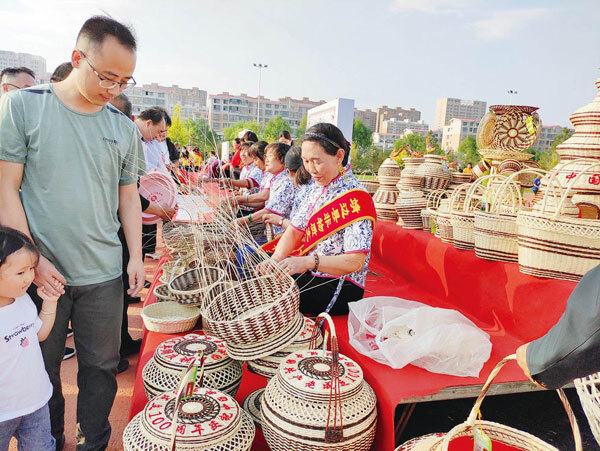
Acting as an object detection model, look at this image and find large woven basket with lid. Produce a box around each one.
[261,313,377,451]
[142,332,243,400]
[124,354,255,450]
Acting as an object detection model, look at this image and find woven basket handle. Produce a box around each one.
[464,174,505,213]
[426,189,445,210]
[310,312,337,350]
[441,354,582,451]
[490,168,547,214]
[169,351,205,451]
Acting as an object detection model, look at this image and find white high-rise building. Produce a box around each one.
[0,50,47,81]
[127,83,208,120]
[442,118,481,152]
[434,98,486,131]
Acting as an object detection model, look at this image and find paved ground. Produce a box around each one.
[398,387,599,449]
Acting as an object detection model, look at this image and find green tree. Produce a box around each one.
[186,118,220,158]
[263,116,292,142]
[457,136,480,165]
[524,147,542,162]
[393,133,426,154]
[223,120,263,142]
[352,118,373,152]
[295,115,307,141]
[167,105,190,145]
[539,127,573,170]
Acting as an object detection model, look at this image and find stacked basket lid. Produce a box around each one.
[373,158,401,221]
[123,385,255,451]
[247,316,324,379]
[261,314,377,451]
[203,274,302,360]
[142,332,243,400]
[395,191,427,229]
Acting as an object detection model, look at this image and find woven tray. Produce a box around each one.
[140,301,200,334]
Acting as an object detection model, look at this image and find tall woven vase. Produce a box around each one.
[261,313,377,451]
[375,158,401,221]
[416,154,451,191]
[396,355,582,451]
[397,157,424,191]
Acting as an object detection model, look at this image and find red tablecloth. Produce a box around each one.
[129,223,577,450]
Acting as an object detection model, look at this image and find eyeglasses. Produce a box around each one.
[5,83,25,90]
[78,50,136,90]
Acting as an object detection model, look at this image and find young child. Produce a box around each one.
[0,227,62,451]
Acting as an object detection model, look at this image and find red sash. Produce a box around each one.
[260,189,376,255]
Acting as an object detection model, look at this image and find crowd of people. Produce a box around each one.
[0,13,599,451]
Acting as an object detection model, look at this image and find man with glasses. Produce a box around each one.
[0,66,36,95]
[0,16,144,450]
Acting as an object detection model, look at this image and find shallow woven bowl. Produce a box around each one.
[140,301,200,334]
[203,275,300,345]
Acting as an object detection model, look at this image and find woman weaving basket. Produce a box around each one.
[259,123,376,315]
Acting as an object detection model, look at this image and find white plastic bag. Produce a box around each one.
[348,296,492,377]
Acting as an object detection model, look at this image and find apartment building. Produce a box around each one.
[434,98,487,130]
[441,118,481,152]
[208,92,325,133]
[0,50,47,82]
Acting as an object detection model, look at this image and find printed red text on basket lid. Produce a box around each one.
[155,333,229,366]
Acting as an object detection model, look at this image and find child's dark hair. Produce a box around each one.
[302,123,350,166]
[0,227,40,269]
[265,142,290,163]
[243,130,259,143]
[240,141,254,151]
[247,141,268,162]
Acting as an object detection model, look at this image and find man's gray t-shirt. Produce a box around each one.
[0,84,145,286]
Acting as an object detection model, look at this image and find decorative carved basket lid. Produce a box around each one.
[275,349,364,401]
[153,333,232,372]
[557,78,600,160]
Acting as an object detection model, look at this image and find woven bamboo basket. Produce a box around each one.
[436,199,453,244]
[398,158,424,191]
[359,179,379,196]
[395,191,427,229]
[377,158,402,186]
[140,301,200,334]
[474,169,546,262]
[423,190,447,233]
[124,352,255,450]
[247,317,324,379]
[153,284,175,302]
[168,266,227,308]
[416,154,451,191]
[243,388,265,427]
[517,164,600,281]
[261,313,377,451]
[448,178,493,251]
[396,355,582,451]
[142,332,243,400]
[202,274,301,360]
[574,372,600,446]
[373,185,399,222]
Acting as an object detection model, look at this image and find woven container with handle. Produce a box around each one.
[474,169,546,263]
[142,332,243,401]
[574,372,600,446]
[261,313,377,451]
[436,199,453,244]
[396,355,582,451]
[124,351,255,450]
[517,164,600,281]
[153,284,175,303]
[202,274,301,360]
[422,190,447,233]
[168,266,227,308]
[140,301,200,334]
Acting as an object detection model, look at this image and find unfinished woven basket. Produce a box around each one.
[574,372,600,446]
[396,355,581,451]
[168,266,227,308]
[203,274,301,360]
[142,332,243,400]
[517,164,600,281]
[247,316,324,379]
[140,301,200,334]
[261,313,377,451]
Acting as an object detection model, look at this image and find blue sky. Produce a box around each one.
[1,0,599,127]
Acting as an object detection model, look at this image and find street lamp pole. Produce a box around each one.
[506,89,518,104]
[253,63,268,127]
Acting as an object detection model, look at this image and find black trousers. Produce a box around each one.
[117,227,142,353]
[293,272,364,316]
